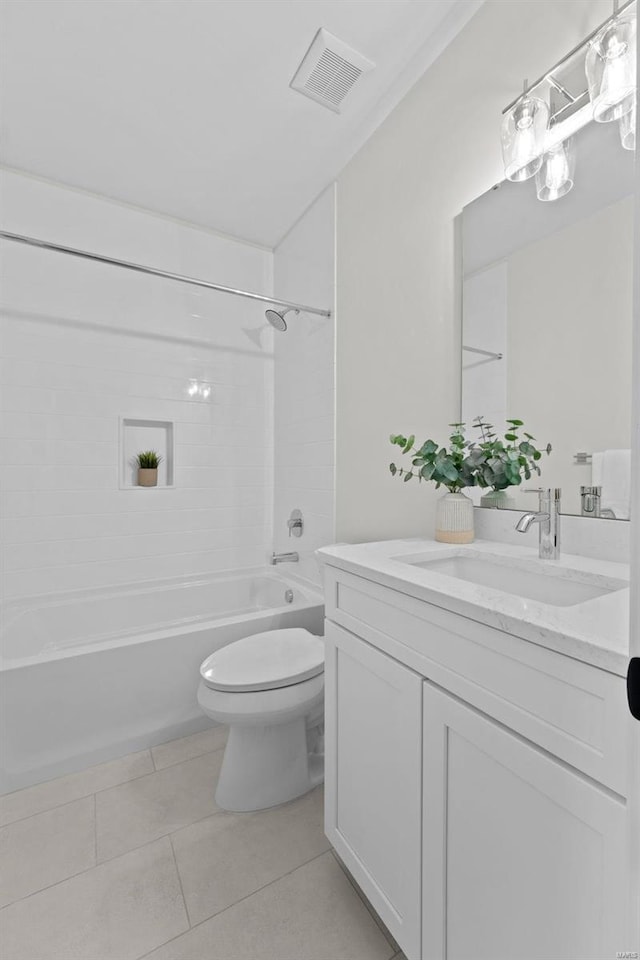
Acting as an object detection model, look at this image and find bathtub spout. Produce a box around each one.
[271,551,299,564]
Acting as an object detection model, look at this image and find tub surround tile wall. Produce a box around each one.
[0,169,274,600]
[272,186,336,586]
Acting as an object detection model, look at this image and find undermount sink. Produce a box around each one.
[402,555,626,607]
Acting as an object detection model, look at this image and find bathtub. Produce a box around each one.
[0,569,324,793]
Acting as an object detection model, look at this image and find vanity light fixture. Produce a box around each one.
[501,0,636,200]
[620,98,636,148]
[501,86,549,182]
[535,137,576,201]
[586,5,636,122]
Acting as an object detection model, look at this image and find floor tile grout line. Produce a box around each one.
[134,847,333,960]
[0,790,98,833]
[150,739,227,774]
[96,743,227,790]
[0,856,104,913]
[1,798,329,920]
[95,755,232,865]
[95,773,322,868]
[0,750,155,828]
[1,742,227,830]
[168,834,192,930]
[0,833,180,915]
[3,746,223,907]
[1,725,225,804]
[95,806,227,868]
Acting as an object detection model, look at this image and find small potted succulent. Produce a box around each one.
[135,450,162,487]
[472,417,552,509]
[390,424,479,543]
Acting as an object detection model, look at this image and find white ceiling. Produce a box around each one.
[0,0,481,247]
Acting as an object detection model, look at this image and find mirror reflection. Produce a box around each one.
[461,120,635,519]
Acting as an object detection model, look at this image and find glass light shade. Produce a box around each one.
[620,98,636,150]
[501,96,549,181]
[586,12,636,122]
[535,138,576,202]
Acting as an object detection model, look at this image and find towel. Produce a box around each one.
[592,449,631,520]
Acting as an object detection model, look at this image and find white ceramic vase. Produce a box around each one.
[480,488,516,510]
[435,492,474,544]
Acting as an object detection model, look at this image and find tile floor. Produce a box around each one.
[0,727,406,960]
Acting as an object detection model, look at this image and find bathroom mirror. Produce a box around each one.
[461,119,635,519]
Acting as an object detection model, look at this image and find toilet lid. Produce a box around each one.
[200,628,324,692]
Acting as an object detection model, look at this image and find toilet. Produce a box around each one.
[197,627,324,812]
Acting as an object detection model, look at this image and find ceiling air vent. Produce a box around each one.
[290,28,375,114]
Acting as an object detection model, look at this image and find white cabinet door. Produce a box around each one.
[422,681,628,960]
[325,621,423,960]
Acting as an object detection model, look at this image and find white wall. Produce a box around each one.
[273,186,336,584]
[335,0,613,542]
[0,169,274,600]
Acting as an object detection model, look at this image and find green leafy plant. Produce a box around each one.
[135,450,163,469]
[471,417,551,490]
[390,424,480,493]
[389,419,552,494]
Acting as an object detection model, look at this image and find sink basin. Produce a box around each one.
[403,555,625,607]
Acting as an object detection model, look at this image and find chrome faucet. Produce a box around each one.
[580,485,617,519]
[515,488,561,559]
[580,485,601,518]
[271,551,299,565]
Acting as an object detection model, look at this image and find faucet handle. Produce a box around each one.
[525,487,561,500]
[287,509,303,538]
[524,487,545,507]
[524,487,561,511]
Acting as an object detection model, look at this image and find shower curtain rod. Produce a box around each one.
[0,231,332,318]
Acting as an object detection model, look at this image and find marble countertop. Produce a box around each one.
[317,539,631,677]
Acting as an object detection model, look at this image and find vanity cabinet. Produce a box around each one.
[422,682,627,960]
[324,622,423,959]
[322,565,630,960]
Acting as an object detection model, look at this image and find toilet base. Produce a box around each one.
[215,717,324,812]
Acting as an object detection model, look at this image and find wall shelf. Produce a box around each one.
[120,418,174,489]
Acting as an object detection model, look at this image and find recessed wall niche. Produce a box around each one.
[120,418,174,488]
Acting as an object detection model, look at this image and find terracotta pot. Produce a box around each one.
[138,468,158,487]
[435,492,474,544]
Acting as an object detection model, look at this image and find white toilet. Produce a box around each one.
[197,627,324,812]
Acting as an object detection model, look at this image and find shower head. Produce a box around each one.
[265,307,298,332]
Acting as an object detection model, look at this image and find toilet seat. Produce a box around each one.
[200,628,324,693]
[198,672,324,727]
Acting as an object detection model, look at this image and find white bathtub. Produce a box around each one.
[0,569,324,793]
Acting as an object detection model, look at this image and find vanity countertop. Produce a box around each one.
[317,539,630,677]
